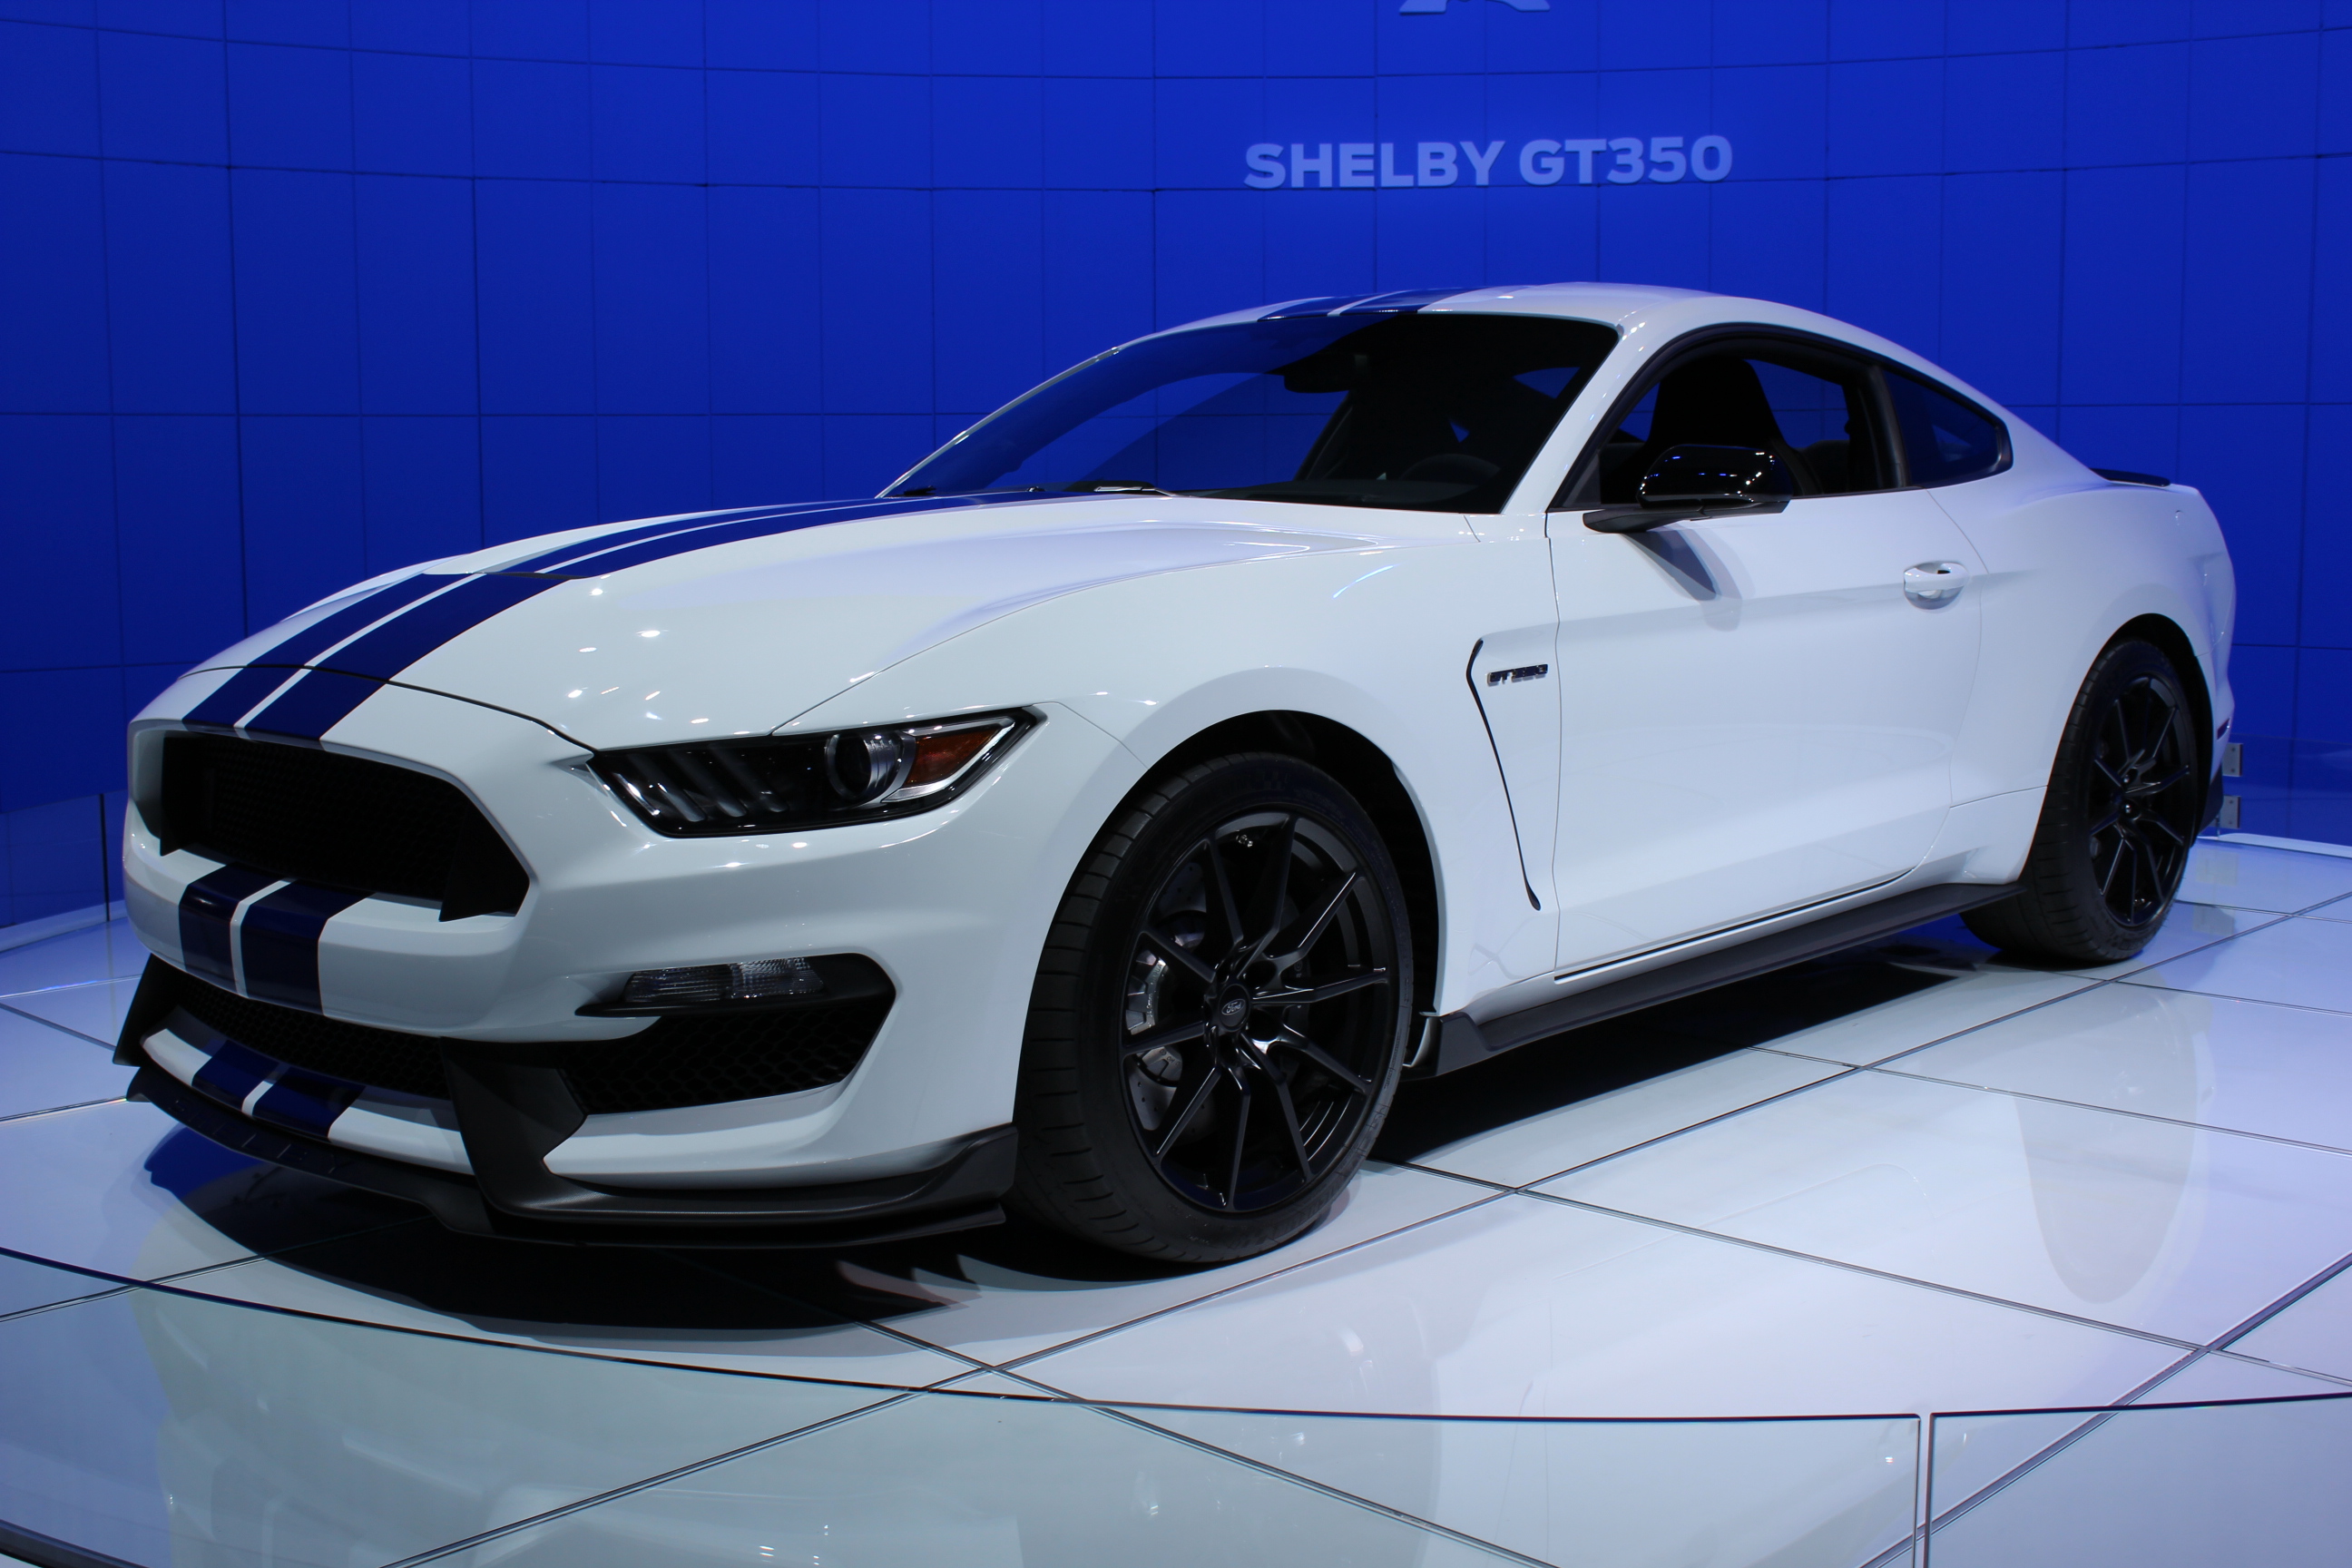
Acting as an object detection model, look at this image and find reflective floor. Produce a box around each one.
[5,837,2352,1565]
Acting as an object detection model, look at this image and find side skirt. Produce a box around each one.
[1419,879,2024,1077]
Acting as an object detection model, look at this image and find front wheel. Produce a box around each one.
[1010,754,1412,1262]
[1965,639,2204,965]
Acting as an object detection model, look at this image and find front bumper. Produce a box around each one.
[122,681,1141,1189]
[118,964,1016,1247]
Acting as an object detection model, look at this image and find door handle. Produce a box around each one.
[1903,562,1967,605]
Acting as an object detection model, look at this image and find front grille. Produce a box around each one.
[160,732,528,920]
[160,967,889,1116]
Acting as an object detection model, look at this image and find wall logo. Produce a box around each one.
[1399,0,1550,11]
[1243,137,1732,190]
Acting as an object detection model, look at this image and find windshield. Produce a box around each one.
[893,312,1619,513]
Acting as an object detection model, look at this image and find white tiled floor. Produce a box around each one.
[5,838,2352,1565]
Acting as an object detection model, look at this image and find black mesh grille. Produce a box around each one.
[160,732,528,918]
[162,967,887,1114]
[172,969,451,1099]
[559,1000,892,1114]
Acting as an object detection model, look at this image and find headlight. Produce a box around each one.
[592,710,1033,837]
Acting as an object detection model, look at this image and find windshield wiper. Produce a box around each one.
[1054,479,1173,495]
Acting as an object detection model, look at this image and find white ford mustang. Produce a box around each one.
[115,283,2233,1260]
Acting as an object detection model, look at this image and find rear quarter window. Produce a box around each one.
[1887,372,2006,486]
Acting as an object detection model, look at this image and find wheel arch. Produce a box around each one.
[1142,710,1441,1024]
[2109,612,2215,789]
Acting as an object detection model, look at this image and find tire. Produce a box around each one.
[1009,753,1413,1262]
[1964,640,2204,965]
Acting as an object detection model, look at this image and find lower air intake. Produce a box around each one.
[160,965,891,1115]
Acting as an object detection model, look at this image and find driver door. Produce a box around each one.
[1547,336,1985,973]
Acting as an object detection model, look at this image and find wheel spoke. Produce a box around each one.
[2092,753,2126,789]
[1140,926,1216,986]
[1269,871,1358,973]
[1222,1076,1253,1208]
[1258,968,1391,1008]
[2128,764,2190,798]
[2136,838,2164,912]
[1150,1071,1220,1160]
[1122,1018,1208,1058]
[2097,839,2126,897]
[2087,808,2122,838]
[2141,812,2187,849]
[1269,1072,1317,1183]
[1274,1025,1374,1097]
[1203,836,1246,952]
[1243,815,1301,966]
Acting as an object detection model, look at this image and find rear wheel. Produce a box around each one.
[1965,640,2203,965]
[1010,754,1411,1262]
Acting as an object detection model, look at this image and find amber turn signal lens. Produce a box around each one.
[905,726,997,788]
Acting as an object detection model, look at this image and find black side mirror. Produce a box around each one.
[1585,445,1792,534]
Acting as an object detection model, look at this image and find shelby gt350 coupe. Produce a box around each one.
[115,282,2234,1261]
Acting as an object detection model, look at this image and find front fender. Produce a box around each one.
[793,539,1556,1011]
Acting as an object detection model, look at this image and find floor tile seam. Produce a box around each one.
[1720,973,2119,1080]
[1478,1058,1874,1191]
[96,1266,965,1397]
[1490,972,2121,1183]
[2203,1241,2352,1354]
[659,1247,1002,1377]
[1094,1405,1549,1567]
[1524,1191,2204,1356]
[1859,1063,2352,1159]
[2113,975,2352,1019]
[0,1282,135,1328]
[0,1095,123,1126]
[0,998,115,1050]
[2196,1347,2352,1388]
[1921,1401,2118,1537]
[142,1214,425,1289]
[993,1190,1514,1374]
[386,1389,925,1568]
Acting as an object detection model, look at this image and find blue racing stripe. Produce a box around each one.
[239,670,394,743]
[239,883,367,1013]
[177,864,277,986]
[243,573,565,740]
[494,505,807,573]
[250,1067,364,1138]
[533,495,978,576]
[191,1038,276,1111]
[181,573,457,729]
[218,496,995,742]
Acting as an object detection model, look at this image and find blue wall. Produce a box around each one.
[1,0,2347,921]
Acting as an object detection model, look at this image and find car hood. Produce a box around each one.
[200,495,1428,750]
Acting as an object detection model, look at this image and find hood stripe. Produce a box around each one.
[217,495,983,740]
[182,571,460,729]
[241,573,567,739]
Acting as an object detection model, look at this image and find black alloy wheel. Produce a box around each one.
[1012,754,1412,1261]
[2083,670,2200,926]
[1965,640,2204,965]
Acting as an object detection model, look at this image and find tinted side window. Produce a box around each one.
[1586,345,1887,504]
[1887,372,2004,486]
